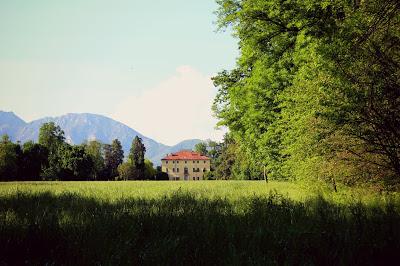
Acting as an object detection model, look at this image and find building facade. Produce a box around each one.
[161,150,211,180]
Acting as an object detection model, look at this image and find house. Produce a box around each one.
[161,150,211,180]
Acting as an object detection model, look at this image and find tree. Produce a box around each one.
[144,159,156,180]
[194,140,222,172]
[207,141,221,160]
[104,139,124,179]
[0,135,22,181]
[155,166,169,180]
[38,122,66,180]
[20,141,48,181]
[129,136,146,180]
[38,122,65,154]
[103,144,113,179]
[194,142,208,156]
[317,0,400,185]
[214,135,236,180]
[58,145,94,180]
[83,140,104,180]
[117,161,134,180]
[213,0,400,187]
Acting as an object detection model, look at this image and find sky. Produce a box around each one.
[0,0,238,145]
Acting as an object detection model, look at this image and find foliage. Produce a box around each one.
[19,141,48,181]
[0,124,129,181]
[0,135,22,181]
[117,161,135,181]
[194,142,208,155]
[155,166,169,180]
[58,145,94,180]
[38,123,67,180]
[213,0,400,188]
[83,140,105,180]
[144,159,156,180]
[38,122,65,154]
[104,139,124,179]
[129,136,146,180]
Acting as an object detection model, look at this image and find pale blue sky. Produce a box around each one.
[0,0,238,145]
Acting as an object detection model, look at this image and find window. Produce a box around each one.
[204,161,206,164]
[193,161,195,163]
[197,168,200,172]
[166,161,168,164]
[193,168,195,172]
[185,161,187,164]
[197,177,200,180]
[203,168,206,172]
[177,168,179,173]
[193,177,195,180]
[177,161,179,164]
[197,161,199,163]
[173,168,175,172]
[173,161,175,164]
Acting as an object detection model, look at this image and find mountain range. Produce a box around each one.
[0,111,202,165]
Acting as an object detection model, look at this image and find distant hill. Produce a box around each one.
[0,111,26,138]
[0,111,202,165]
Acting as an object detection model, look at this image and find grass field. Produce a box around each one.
[1,181,399,265]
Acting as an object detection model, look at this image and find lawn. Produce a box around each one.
[1,181,399,265]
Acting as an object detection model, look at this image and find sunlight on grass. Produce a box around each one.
[1,181,399,264]
[1,180,398,204]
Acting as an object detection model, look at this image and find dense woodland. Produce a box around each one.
[0,122,168,181]
[207,0,400,189]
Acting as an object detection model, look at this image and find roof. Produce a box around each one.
[162,150,210,160]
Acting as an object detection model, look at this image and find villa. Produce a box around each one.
[161,150,211,181]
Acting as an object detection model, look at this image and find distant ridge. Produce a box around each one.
[0,111,202,165]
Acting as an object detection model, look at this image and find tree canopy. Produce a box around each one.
[213,0,400,188]
[0,123,156,181]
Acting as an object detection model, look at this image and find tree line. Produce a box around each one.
[0,122,168,181]
[194,136,264,180]
[211,0,400,189]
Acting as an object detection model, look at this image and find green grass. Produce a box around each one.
[1,181,399,265]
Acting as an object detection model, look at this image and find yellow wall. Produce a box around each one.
[161,159,211,180]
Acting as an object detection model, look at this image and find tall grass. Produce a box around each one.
[0,181,399,265]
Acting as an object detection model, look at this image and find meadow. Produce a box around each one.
[0,181,399,265]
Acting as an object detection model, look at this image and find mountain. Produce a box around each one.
[0,111,202,165]
[0,111,26,138]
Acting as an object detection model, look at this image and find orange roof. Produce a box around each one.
[162,150,210,160]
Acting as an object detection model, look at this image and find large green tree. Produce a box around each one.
[213,0,400,187]
[19,141,48,181]
[38,123,66,180]
[58,145,94,180]
[38,122,65,154]
[144,159,156,180]
[0,135,22,181]
[104,139,124,179]
[83,140,105,180]
[128,136,146,180]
